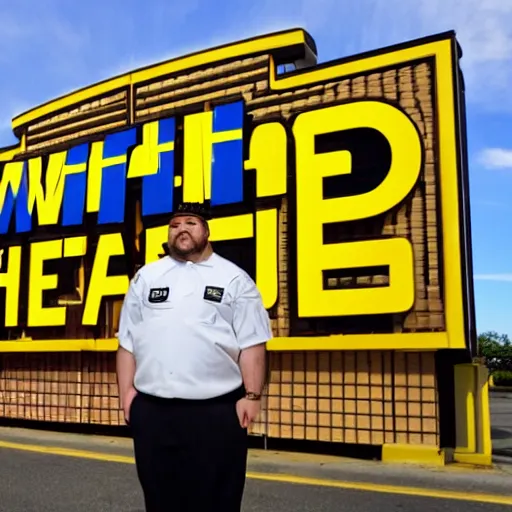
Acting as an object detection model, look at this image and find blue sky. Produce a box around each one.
[1,0,511,337]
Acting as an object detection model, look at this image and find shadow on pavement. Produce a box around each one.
[491,427,512,440]
[493,447,512,457]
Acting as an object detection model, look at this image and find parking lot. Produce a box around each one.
[0,391,510,511]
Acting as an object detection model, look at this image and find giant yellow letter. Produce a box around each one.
[83,233,129,325]
[0,245,21,327]
[28,240,66,326]
[245,122,288,310]
[293,101,421,317]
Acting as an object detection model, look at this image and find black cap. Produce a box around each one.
[169,202,212,222]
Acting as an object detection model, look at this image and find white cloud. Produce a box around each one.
[478,148,512,169]
[474,274,512,282]
[251,0,512,110]
[373,0,512,109]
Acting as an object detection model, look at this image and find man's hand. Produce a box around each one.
[123,387,138,424]
[116,347,137,424]
[237,344,266,429]
[236,398,261,429]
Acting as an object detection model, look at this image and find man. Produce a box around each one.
[115,202,271,512]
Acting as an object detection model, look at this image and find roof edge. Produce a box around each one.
[11,27,315,134]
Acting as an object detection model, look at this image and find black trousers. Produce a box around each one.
[129,387,248,512]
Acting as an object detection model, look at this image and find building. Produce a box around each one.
[0,28,491,466]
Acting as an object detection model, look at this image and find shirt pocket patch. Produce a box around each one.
[143,286,174,311]
[203,286,224,303]
[148,287,170,303]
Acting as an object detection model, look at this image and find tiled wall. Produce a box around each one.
[0,350,439,446]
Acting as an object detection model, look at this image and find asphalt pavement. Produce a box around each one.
[0,447,510,512]
[0,392,511,511]
[491,391,512,457]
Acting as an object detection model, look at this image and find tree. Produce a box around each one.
[478,331,512,372]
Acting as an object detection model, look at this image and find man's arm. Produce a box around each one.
[231,272,272,426]
[239,343,267,396]
[116,346,137,410]
[115,274,143,421]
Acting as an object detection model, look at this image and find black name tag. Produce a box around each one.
[148,287,169,303]
[204,286,224,303]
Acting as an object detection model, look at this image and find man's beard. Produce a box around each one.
[169,236,208,257]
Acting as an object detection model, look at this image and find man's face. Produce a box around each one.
[168,215,209,257]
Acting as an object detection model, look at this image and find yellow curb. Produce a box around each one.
[381,443,446,466]
[454,452,493,467]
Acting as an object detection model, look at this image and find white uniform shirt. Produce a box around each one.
[116,252,272,399]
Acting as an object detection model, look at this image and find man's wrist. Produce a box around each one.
[121,386,136,404]
[245,391,262,401]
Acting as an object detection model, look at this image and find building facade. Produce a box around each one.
[0,28,489,464]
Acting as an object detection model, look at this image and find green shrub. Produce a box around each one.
[492,370,512,387]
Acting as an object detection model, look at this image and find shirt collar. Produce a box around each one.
[166,253,216,268]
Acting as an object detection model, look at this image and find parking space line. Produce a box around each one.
[0,440,134,464]
[246,471,512,506]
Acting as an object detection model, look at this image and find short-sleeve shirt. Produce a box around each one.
[116,252,272,399]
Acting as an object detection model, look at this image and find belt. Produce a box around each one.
[135,385,245,406]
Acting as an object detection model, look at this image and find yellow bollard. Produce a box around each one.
[453,363,492,466]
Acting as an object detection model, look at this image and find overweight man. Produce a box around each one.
[115,202,271,512]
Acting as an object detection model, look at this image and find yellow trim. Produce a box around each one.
[159,141,175,152]
[212,129,243,144]
[12,30,309,130]
[0,338,118,352]
[267,333,449,351]
[0,145,21,162]
[381,444,447,466]
[106,155,130,166]
[453,452,493,467]
[0,332,449,352]
[0,440,510,505]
